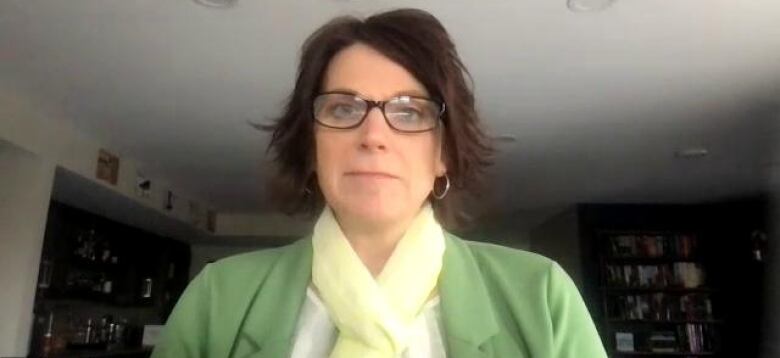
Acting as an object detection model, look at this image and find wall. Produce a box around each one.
[215,212,313,237]
[0,142,56,357]
[760,180,779,358]
[760,112,780,358]
[0,81,213,356]
[0,85,214,235]
[189,244,264,279]
[459,215,531,250]
[528,208,584,288]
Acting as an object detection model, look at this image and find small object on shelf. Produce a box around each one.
[99,314,113,343]
[165,190,176,211]
[649,330,677,352]
[103,279,113,294]
[38,259,52,289]
[41,312,54,356]
[141,278,153,298]
[84,318,94,344]
[136,171,152,199]
[751,230,767,262]
[615,331,634,352]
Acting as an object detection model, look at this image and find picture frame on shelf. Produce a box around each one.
[96,149,119,185]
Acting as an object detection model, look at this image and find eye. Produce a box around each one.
[392,106,423,122]
[327,102,362,119]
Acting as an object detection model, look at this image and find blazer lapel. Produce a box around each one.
[439,234,500,358]
[232,238,313,358]
[228,233,502,358]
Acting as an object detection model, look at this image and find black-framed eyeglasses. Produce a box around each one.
[312,91,445,133]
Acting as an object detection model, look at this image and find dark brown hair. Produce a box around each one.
[263,8,493,230]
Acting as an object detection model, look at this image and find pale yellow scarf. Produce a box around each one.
[311,203,445,358]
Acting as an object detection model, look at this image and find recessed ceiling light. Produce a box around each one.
[193,0,237,9]
[567,0,615,12]
[674,147,709,158]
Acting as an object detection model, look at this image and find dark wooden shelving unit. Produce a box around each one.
[597,230,721,356]
[533,202,769,358]
[29,201,192,357]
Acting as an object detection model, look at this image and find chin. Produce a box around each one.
[339,198,406,226]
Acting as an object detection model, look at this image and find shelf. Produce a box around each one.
[607,319,723,325]
[69,257,125,271]
[603,256,703,264]
[611,352,716,356]
[601,287,715,294]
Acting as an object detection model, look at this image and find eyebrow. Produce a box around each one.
[324,88,431,99]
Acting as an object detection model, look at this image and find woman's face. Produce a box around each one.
[314,43,447,227]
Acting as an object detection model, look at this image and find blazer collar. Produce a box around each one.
[235,238,313,358]
[235,233,500,358]
[438,233,501,358]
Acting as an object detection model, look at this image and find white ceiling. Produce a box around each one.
[2,0,779,219]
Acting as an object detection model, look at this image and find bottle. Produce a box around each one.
[84,318,95,344]
[87,229,97,261]
[103,279,113,294]
[41,312,54,356]
[74,232,84,258]
[113,319,127,347]
[94,276,105,293]
[101,241,111,263]
[100,315,113,343]
[141,278,153,298]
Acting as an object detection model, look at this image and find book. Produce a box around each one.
[616,332,635,352]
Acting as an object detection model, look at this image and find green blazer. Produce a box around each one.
[152,233,607,358]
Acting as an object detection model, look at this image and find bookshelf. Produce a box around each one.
[531,202,769,358]
[599,231,721,356]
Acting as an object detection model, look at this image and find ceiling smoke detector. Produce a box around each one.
[567,0,615,12]
[193,0,237,9]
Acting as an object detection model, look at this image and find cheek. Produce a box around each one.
[314,133,333,194]
[314,132,341,180]
[405,138,440,191]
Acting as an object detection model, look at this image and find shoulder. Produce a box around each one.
[448,234,579,300]
[198,238,309,290]
[457,236,558,278]
[448,235,607,357]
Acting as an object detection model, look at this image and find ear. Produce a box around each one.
[435,145,447,177]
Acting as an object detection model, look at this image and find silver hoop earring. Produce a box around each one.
[432,174,450,200]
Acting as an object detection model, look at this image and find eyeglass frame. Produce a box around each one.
[312,91,446,133]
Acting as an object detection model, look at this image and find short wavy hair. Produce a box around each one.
[263,8,493,230]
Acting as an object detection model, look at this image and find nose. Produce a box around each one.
[358,106,391,151]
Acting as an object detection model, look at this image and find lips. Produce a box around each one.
[344,171,398,179]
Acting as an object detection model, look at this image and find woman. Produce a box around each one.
[152,8,607,358]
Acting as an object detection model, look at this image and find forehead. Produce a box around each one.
[321,43,430,99]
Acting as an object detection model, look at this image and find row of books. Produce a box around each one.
[615,324,719,353]
[608,234,697,258]
[605,263,706,289]
[680,323,719,353]
[608,293,714,321]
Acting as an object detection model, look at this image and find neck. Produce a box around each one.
[336,210,418,277]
